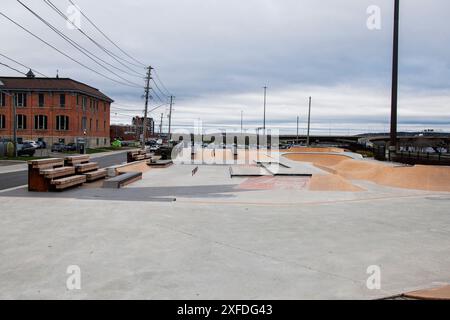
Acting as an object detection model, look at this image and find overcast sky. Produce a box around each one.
[1,0,449,134]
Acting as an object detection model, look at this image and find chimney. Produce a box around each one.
[26,69,35,78]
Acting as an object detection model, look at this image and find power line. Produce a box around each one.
[0,10,141,89]
[153,69,173,96]
[43,0,144,78]
[68,0,146,68]
[16,0,143,88]
[0,61,27,75]
[151,78,169,98]
[150,87,166,104]
[0,52,49,77]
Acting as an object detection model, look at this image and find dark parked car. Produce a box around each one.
[65,143,77,151]
[18,142,36,157]
[51,143,66,152]
[36,140,47,149]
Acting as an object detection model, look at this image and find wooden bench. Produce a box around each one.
[83,169,107,182]
[103,172,142,189]
[65,155,90,166]
[40,167,76,179]
[28,158,65,192]
[51,175,87,190]
[75,162,99,173]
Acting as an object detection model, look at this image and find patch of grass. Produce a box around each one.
[0,156,49,161]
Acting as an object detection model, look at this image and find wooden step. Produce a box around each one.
[75,162,99,173]
[133,155,146,161]
[28,158,64,169]
[65,155,90,165]
[51,175,86,190]
[84,169,107,182]
[40,166,75,179]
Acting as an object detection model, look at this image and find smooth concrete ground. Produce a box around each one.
[0,163,449,299]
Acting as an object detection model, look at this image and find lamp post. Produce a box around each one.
[263,86,267,132]
[390,0,400,151]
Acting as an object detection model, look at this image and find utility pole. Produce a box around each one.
[142,66,153,149]
[296,115,299,145]
[307,96,312,146]
[263,86,267,131]
[240,110,243,134]
[159,113,164,139]
[168,95,174,143]
[390,0,400,151]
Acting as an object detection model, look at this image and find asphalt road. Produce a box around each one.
[0,152,127,191]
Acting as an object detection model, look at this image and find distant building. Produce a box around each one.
[110,116,154,142]
[132,116,155,139]
[0,72,113,147]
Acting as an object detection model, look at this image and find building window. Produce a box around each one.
[14,93,27,107]
[96,119,99,131]
[34,115,48,130]
[81,117,87,130]
[82,97,87,111]
[0,92,6,107]
[0,114,5,129]
[96,138,99,146]
[60,94,66,107]
[17,114,27,129]
[38,93,45,107]
[56,115,69,131]
[76,94,80,106]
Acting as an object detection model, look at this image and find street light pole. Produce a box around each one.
[263,86,267,131]
[306,96,312,147]
[240,110,243,135]
[296,115,299,145]
[390,0,400,151]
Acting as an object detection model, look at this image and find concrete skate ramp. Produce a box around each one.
[309,174,365,192]
[287,153,450,192]
[116,161,151,174]
[403,285,450,300]
[284,153,351,167]
[287,147,345,153]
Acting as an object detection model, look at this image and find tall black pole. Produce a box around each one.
[263,86,267,131]
[390,0,400,150]
[307,97,312,146]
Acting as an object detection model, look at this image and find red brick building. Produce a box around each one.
[110,117,155,142]
[0,73,113,147]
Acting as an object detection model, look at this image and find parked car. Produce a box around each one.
[18,142,36,157]
[36,140,47,149]
[24,141,39,149]
[65,143,77,151]
[51,143,66,152]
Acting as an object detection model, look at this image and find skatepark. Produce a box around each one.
[0,147,449,299]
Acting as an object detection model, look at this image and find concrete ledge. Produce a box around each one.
[103,172,142,189]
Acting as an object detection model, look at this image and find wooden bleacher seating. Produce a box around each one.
[65,155,107,182]
[127,150,152,163]
[28,156,108,192]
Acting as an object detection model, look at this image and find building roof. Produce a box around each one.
[0,76,114,102]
